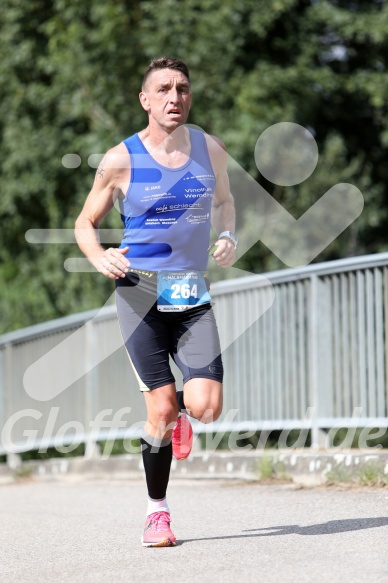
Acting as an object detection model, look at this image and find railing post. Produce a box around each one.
[309,274,326,449]
[0,346,6,442]
[84,319,100,458]
[2,343,24,466]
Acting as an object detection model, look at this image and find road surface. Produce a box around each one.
[1,478,387,582]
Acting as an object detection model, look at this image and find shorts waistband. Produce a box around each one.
[128,268,156,278]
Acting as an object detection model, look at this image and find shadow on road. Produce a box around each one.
[243,517,388,535]
[178,517,388,545]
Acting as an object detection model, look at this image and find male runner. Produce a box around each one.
[75,57,236,547]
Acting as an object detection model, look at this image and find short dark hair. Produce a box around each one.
[142,56,190,90]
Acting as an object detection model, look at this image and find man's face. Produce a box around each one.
[139,68,192,130]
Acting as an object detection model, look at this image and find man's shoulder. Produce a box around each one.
[186,125,226,153]
[108,132,142,156]
[204,133,227,172]
[107,141,129,155]
[97,142,131,181]
[204,133,226,152]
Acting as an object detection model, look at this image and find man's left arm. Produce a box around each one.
[206,134,237,268]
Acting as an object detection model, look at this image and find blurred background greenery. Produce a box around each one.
[1,0,388,333]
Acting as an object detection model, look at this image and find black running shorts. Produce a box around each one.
[115,271,224,391]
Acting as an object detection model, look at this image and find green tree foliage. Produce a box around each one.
[0,0,145,331]
[0,0,387,332]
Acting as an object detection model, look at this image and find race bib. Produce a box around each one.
[157,271,211,312]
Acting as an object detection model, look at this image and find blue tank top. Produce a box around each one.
[119,127,216,271]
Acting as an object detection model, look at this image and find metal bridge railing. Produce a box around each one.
[1,253,388,457]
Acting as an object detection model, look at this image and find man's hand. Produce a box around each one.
[211,239,235,268]
[92,246,130,279]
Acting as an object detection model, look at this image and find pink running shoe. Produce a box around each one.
[142,511,176,547]
[172,412,193,460]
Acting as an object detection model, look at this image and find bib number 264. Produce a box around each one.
[171,283,198,299]
[157,270,211,311]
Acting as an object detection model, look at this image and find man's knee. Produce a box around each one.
[144,387,180,434]
[148,402,179,427]
[195,404,222,424]
[186,392,223,423]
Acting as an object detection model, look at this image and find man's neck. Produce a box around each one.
[140,124,189,155]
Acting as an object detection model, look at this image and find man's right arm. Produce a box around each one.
[75,146,130,280]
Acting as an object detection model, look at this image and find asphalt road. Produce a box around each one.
[1,478,387,583]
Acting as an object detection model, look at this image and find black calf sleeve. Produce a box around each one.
[140,432,172,500]
[176,390,186,412]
